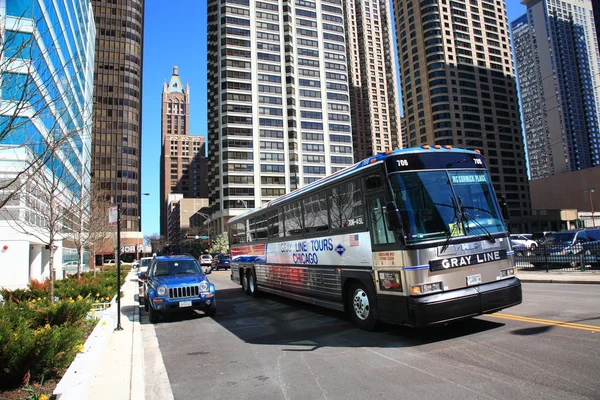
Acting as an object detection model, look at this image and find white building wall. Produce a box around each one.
[0,224,64,290]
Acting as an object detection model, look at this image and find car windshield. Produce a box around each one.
[389,170,505,244]
[153,260,202,276]
[141,259,151,267]
[220,255,230,260]
[543,232,576,244]
[201,255,211,260]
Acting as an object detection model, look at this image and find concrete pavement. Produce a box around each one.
[53,267,599,399]
[87,270,145,400]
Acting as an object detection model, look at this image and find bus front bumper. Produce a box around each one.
[407,277,522,328]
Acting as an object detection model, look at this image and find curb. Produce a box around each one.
[53,299,117,399]
[518,278,600,285]
[53,273,130,399]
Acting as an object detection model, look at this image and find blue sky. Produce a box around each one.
[140,1,528,237]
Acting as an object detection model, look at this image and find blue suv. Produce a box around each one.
[142,255,216,323]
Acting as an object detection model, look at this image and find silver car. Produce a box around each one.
[199,254,213,274]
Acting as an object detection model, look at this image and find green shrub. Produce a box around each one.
[0,300,88,388]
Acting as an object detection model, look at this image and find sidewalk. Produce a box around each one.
[517,269,600,284]
[86,270,144,400]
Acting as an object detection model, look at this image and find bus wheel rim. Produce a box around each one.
[249,274,255,292]
[352,289,369,320]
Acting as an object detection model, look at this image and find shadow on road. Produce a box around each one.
[204,287,505,349]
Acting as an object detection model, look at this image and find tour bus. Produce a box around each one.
[228,146,522,330]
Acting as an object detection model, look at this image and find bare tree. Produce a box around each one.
[64,179,114,278]
[145,234,168,254]
[6,147,83,303]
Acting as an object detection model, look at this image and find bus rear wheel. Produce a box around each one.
[241,268,249,294]
[347,282,377,331]
[247,270,259,298]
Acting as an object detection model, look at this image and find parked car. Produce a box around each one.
[198,254,213,274]
[532,229,600,268]
[510,234,537,250]
[510,240,528,256]
[62,261,88,275]
[212,254,231,271]
[103,259,116,266]
[132,259,140,268]
[137,256,154,286]
[142,255,216,323]
[532,231,554,244]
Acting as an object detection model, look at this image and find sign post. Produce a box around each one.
[110,203,123,331]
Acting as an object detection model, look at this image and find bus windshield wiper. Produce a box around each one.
[441,195,464,254]
[458,196,496,244]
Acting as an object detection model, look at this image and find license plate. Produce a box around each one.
[467,274,481,286]
[179,300,192,308]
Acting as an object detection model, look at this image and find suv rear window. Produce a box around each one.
[586,229,600,241]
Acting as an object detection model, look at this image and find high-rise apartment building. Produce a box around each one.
[392,0,531,229]
[207,0,354,233]
[0,0,95,288]
[344,0,402,159]
[160,67,208,238]
[512,0,600,180]
[592,0,600,48]
[91,0,145,231]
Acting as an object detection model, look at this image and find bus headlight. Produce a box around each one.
[500,268,515,278]
[410,282,443,295]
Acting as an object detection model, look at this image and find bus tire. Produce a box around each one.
[247,269,259,298]
[241,268,249,294]
[347,282,377,331]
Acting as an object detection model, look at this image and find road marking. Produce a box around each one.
[489,313,599,332]
[212,271,231,277]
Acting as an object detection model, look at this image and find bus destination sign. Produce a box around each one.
[386,152,486,173]
[429,249,507,271]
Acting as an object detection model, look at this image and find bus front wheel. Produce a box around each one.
[347,282,377,331]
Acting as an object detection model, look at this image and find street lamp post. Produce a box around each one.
[585,189,595,227]
[115,200,123,331]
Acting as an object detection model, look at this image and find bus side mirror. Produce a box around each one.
[385,201,406,245]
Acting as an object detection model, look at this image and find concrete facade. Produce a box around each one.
[207,0,355,235]
[91,0,145,232]
[512,0,600,180]
[166,195,209,247]
[392,0,532,232]
[345,0,402,159]
[529,165,600,212]
[159,67,208,237]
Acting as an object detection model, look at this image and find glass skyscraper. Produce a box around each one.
[512,0,600,180]
[0,0,95,287]
[207,0,354,234]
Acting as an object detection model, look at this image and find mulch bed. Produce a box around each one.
[0,375,62,400]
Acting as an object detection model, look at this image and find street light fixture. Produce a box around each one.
[237,199,247,208]
[584,189,595,227]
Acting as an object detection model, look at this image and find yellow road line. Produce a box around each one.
[212,271,230,277]
[489,313,599,332]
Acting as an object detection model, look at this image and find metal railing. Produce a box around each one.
[514,242,600,272]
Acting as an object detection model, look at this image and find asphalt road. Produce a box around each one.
[147,272,600,400]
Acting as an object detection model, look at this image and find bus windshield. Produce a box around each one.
[389,169,505,244]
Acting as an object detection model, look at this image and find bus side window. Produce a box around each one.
[330,180,364,230]
[284,201,304,236]
[303,192,329,233]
